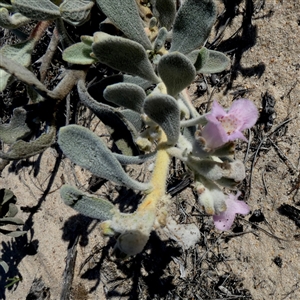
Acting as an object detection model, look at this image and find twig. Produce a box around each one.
[60,235,80,300]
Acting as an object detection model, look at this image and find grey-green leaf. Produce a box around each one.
[78,79,140,156]
[151,0,176,30]
[0,217,24,225]
[62,41,97,65]
[11,0,60,20]
[0,107,31,144]
[0,259,9,273]
[187,47,209,71]
[104,83,146,113]
[92,32,160,84]
[143,93,180,145]
[0,125,56,160]
[60,185,116,221]
[120,109,143,132]
[60,0,94,26]
[158,52,196,96]
[170,0,217,54]
[0,8,31,29]
[198,49,230,73]
[58,125,151,191]
[95,0,152,50]
[114,152,156,165]
[154,27,168,52]
[0,39,35,92]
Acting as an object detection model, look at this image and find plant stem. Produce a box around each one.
[137,131,170,213]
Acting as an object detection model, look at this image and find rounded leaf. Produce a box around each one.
[158,52,196,96]
[104,83,146,113]
[60,185,116,221]
[95,0,152,49]
[92,32,160,84]
[58,125,151,191]
[143,93,180,145]
[170,0,217,54]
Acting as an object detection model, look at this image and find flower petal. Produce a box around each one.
[201,122,229,149]
[228,130,247,142]
[210,100,227,119]
[213,193,250,231]
[229,99,258,131]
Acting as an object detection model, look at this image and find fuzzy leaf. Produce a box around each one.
[60,185,116,221]
[158,52,196,96]
[170,0,217,54]
[151,0,176,30]
[0,188,15,206]
[78,80,140,156]
[198,49,230,73]
[187,47,209,71]
[11,0,60,20]
[0,125,56,160]
[114,152,156,165]
[144,93,180,145]
[0,259,9,273]
[0,107,31,144]
[92,32,160,84]
[7,203,18,218]
[62,41,97,65]
[0,54,56,98]
[154,27,168,52]
[60,0,94,26]
[104,83,146,113]
[0,8,31,29]
[123,74,153,90]
[95,0,152,50]
[120,109,143,132]
[0,217,24,225]
[0,229,27,237]
[58,125,151,191]
[188,158,245,182]
[0,39,35,92]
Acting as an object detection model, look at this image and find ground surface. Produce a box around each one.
[0,0,300,299]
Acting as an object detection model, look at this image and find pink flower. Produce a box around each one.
[213,192,250,231]
[202,99,258,149]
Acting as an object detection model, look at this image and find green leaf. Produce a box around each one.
[11,0,60,20]
[198,49,230,73]
[157,52,196,97]
[0,217,24,225]
[120,109,143,132]
[60,185,116,221]
[187,47,209,71]
[0,229,27,237]
[104,83,146,113]
[0,8,31,29]
[170,0,217,54]
[114,151,156,165]
[0,188,15,206]
[58,125,151,191]
[92,32,160,84]
[143,93,180,145]
[60,0,94,26]
[0,259,9,273]
[0,125,56,160]
[95,0,152,50]
[78,79,140,156]
[0,39,35,92]
[0,54,56,98]
[0,107,31,144]
[152,0,176,30]
[154,27,168,52]
[62,41,97,65]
